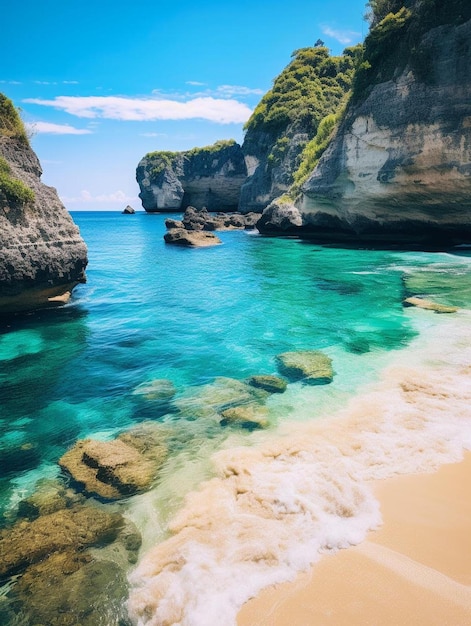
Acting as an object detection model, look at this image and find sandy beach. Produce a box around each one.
[238,453,471,626]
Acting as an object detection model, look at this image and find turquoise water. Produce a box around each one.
[1,212,470,515]
[1,212,471,624]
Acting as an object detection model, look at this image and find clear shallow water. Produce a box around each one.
[1,211,471,624]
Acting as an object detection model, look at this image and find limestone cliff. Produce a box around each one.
[136,140,247,212]
[239,45,361,213]
[0,96,87,313]
[291,1,471,245]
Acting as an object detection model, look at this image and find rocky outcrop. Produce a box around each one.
[0,106,88,313]
[295,6,471,245]
[163,206,260,247]
[164,228,222,247]
[59,424,168,500]
[256,196,303,235]
[136,140,247,212]
[122,205,135,214]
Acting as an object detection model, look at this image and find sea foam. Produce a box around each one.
[127,311,471,626]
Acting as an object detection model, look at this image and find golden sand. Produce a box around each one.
[238,453,471,626]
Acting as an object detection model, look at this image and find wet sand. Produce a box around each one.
[238,453,471,626]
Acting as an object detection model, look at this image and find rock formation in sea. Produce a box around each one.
[259,1,471,245]
[0,94,88,314]
[136,139,247,212]
[163,206,260,247]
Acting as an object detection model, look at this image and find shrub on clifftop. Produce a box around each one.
[0,94,29,144]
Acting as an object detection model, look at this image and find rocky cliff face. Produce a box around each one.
[0,135,88,314]
[294,4,471,245]
[239,45,361,214]
[136,140,247,212]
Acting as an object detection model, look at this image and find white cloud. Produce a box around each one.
[63,80,79,84]
[61,189,137,204]
[34,80,58,85]
[139,132,168,137]
[23,95,252,124]
[0,80,22,85]
[27,121,92,135]
[186,81,206,86]
[216,85,264,97]
[321,25,361,45]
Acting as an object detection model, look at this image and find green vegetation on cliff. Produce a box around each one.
[0,94,29,145]
[291,111,341,196]
[244,45,363,136]
[0,157,35,206]
[354,0,471,97]
[145,140,237,177]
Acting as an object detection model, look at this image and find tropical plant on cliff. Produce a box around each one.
[145,140,237,178]
[353,0,471,98]
[0,94,29,144]
[244,45,363,137]
[0,157,35,206]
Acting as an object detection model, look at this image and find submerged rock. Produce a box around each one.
[0,505,123,578]
[132,378,176,402]
[174,377,269,420]
[220,404,269,429]
[17,478,85,520]
[247,374,288,393]
[403,296,459,314]
[276,350,333,384]
[15,553,131,626]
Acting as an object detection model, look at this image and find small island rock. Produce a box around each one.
[164,228,222,247]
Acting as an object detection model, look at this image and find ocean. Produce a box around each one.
[1,211,470,625]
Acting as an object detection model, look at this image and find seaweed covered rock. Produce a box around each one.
[0,505,123,578]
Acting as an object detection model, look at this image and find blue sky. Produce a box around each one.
[1,0,368,210]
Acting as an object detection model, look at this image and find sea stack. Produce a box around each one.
[0,94,88,314]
